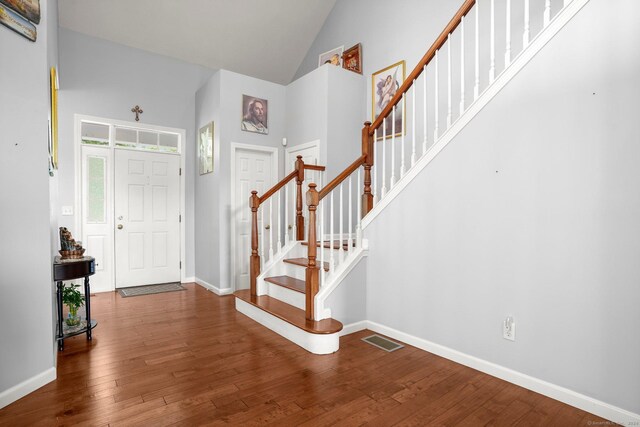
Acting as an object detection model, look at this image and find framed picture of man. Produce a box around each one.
[372,60,405,139]
[198,122,213,175]
[318,46,344,67]
[241,95,268,135]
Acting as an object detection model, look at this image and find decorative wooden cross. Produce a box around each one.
[131,105,143,121]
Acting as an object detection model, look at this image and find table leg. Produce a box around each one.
[84,276,92,341]
[57,281,64,351]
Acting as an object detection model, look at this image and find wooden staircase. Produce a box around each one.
[235,0,585,354]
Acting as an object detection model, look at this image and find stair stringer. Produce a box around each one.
[362,0,591,231]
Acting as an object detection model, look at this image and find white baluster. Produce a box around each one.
[434,50,440,140]
[447,34,452,128]
[460,16,466,116]
[400,93,406,178]
[411,83,417,167]
[373,129,378,203]
[490,0,495,83]
[285,184,289,245]
[260,205,264,266]
[329,191,335,271]
[391,105,396,188]
[523,0,530,47]
[422,65,428,154]
[277,191,282,253]
[544,0,551,27]
[268,198,274,260]
[292,181,297,242]
[505,0,512,67]
[320,198,325,283]
[348,174,353,254]
[339,183,344,264]
[474,0,480,100]
[381,118,387,198]
[356,167,362,248]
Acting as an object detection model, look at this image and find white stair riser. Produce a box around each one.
[235,297,339,354]
[267,282,305,310]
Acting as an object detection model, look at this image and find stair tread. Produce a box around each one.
[235,290,343,334]
[264,275,305,293]
[302,240,353,250]
[283,258,330,271]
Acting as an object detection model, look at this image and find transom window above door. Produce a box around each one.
[80,121,181,154]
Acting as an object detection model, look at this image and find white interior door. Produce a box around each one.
[81,145,113,292]
[114,149,180,288]
[234,148,274,290]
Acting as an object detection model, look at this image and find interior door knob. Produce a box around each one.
[265,225,270,230]
[117,224,123,230]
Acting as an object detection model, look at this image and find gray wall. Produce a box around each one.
[364,0,640,414]
[195,70,286,289]
[0,0,57,402]
[57,29,215,279]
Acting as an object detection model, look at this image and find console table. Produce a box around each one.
[53,256,97,351]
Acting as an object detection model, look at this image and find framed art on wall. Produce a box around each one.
[241,95,268,135]
[318,46,344,67]
[0,0,40,24]
[0,2,36,41]
[49,67,58,170]
[198,122,213,175]
[342,43,362,74]
[372,60,405,139]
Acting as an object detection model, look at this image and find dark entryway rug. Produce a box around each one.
[118,282,185,297]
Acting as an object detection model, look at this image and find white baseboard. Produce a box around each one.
[181,276,196,283]
[364,320,640,425]
[339,320,368,337]
[0,367,56,410]
[195,278,233,296]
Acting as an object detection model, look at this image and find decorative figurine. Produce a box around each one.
[59,227,85,259]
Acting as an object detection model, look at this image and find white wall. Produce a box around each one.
[0,0,57,406]
[57,29,215,279]
[194,70,286,290]
[364,0,640,415]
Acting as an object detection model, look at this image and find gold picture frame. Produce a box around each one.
[49,66,58,170]
[371,60,405,139]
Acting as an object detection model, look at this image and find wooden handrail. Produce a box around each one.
[304,164,326,171]
[258,170,297,205]
[369,0,476,134]
[318,154,366,200]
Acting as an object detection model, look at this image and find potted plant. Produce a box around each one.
[62,283,85,327]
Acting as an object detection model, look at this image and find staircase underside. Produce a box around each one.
[234,290,343,354]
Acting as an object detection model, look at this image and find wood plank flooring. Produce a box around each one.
[0,284,609,426]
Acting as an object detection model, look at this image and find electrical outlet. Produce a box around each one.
[503,316,516,341]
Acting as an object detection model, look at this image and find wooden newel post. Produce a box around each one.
[362,121,374,216]
[249,190,260,297]
[305,183,319,321]
[295,155,306,241]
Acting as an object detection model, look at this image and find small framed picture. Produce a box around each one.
[342,43,362,74]
[198,122,213,175]
[318,46,344,67]
[0,3,37,42]
[372,60,406,139]
[241,95,268,135]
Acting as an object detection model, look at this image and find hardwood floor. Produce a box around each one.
[0,284,608,426]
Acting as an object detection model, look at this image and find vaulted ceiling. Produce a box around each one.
[58,0,337,84]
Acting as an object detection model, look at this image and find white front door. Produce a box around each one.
[114,149,181,288]
[234,148,275,290]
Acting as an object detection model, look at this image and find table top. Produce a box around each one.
[53,256,95,265]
